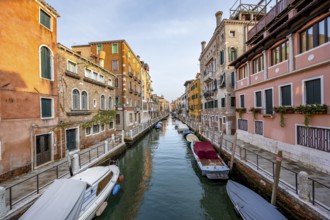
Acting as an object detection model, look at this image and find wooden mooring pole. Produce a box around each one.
[229,132,237,172]
[271,150,282,205]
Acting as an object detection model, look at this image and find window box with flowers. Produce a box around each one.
[249,107,262,119]
[235,107,246,118]
[294,104,328,126]
[274,106,295,127]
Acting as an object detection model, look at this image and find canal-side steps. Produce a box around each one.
[177,117,330,220]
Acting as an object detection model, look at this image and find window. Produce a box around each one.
[112,43,118,54]
[300,16,330,53]
[280,85,292,106]
[220,50,224,65]
[93,124,100,133]
[115,97,119,106]
[100,95,106,110]
[41,98,53,118]
[93,72,98,80]
[229,47,237,62]
[116,114,120,124]
[265,89,273,114]
[97,44,102,54]
[238,65,247,80]
[93,99,97,108]
[238,119,248,131]
[255,91,262,108]
[81,91,88,110]
[304,78,321,105]
[67,60,77,73]
[221,98,225,107]
[98,75,104,83]
[231,72,235,88]
[115,79,118,87]
[109,121,114,129]
[85,68,91,78]
[100,124,105,131]
[40,9,51,29]
[252,56,264,74]
[240,94,245,108]
[255,121,263,135]
[85,127,91,136]
[108,97,112,110]
[112,60,119,71]
[271,41,288,65]
[231,97,236,107]
[297,126,330,152]
[72,89,80,110]
[129,113,133,123]
[229,31,235,37]
[40,46,52,80]
[108,79,112,86]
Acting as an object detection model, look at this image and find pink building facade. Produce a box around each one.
[231,0,330,173]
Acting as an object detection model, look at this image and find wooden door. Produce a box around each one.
[66,129,77,152]
[36,134,51,166]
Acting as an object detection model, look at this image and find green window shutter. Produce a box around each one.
[41,98,52,118]
[306,79,321,104]
[40,10,51,29]
[41,47,51,79]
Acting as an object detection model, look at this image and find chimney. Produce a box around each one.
[215,11,223,27]
[201,41,206,51]
[98,51,106,68]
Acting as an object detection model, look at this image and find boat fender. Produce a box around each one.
[96,201,108,216]
[117,175,125,183]
[112,184,121,195]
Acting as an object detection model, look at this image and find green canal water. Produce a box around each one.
[95,117,239,220]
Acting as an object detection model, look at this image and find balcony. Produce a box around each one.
[128,72,133,77]
[203,90,215,100]
[248,0,293,42]
[129,88,133,93]
[204,71,214,83]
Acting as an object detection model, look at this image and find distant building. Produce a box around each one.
[72,40,144,131]
[0,0,60,180]
[199,2,264,134]
[57,44,117,152]
[230,0,330,173]
[187,73,202,122]
[140,62,153,123]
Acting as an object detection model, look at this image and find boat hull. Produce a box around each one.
[190,142,229,180]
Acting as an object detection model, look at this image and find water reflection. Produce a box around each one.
[96,117,239,220]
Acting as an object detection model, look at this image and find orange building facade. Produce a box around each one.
[0,0,60,180]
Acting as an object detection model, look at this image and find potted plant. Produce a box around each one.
[273,106,295,127]
[249,107,262,120]
[295,104,328,126]
[235,107,246,118]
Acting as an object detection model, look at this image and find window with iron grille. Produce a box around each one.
[297,126,330,152]
[255,121,263,135]
[238,119,248,131]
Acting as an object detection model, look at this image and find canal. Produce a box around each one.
[96,117,239,220]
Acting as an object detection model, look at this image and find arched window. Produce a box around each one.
[100,95,105,110]
[40,46,52,79]
[81,91,88,110]
[115,96,119,106]
[72,89,80,110]
[108,96,112,110]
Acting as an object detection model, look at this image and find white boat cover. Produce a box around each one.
[226,180,287,220]
[20,179,86,220]
[186,134,199,142]
[177,124,189,132]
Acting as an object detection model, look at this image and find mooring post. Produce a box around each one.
[72,154,80,174]
[121,130,125,143]
[104,140,109,152]
[229,132,237,171]
[0,186,6,218]
[271,150,282,205]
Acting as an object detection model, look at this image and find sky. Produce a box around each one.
[46,0,260,101]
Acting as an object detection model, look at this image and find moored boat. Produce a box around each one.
[177,124,189,132]
[190,141,229,179]
[155,123,162,129]
[226,180,287,220]
[20,165,120,220]
[182,129,193,137]
[186,134,199,143]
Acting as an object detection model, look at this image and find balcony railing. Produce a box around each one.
[248,0,293,41]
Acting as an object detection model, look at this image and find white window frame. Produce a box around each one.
[239,94,245,108]
[98,74,104,83]
[100,95,106,110]
[81,90,89,110]
[254,120,264,136]
[302,76,324,105]
[67,59,77,73]
[85,68,92,78]
[72,88,80,110]
[39,8,52,31]
[40,97,54,119]
[278,83,293,107]
[263,87,274,115]
[93,99,97,108]
[85,127,92,136]
[92,71,98,80]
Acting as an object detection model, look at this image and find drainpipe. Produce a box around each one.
[30,124,36,171]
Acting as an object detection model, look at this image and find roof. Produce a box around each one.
[38,0,60,17]
[71,166,111,186]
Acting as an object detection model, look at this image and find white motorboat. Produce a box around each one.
[177,124,189,132]
[20,165,120,220]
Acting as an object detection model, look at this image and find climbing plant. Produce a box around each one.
[82,110,117,128]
